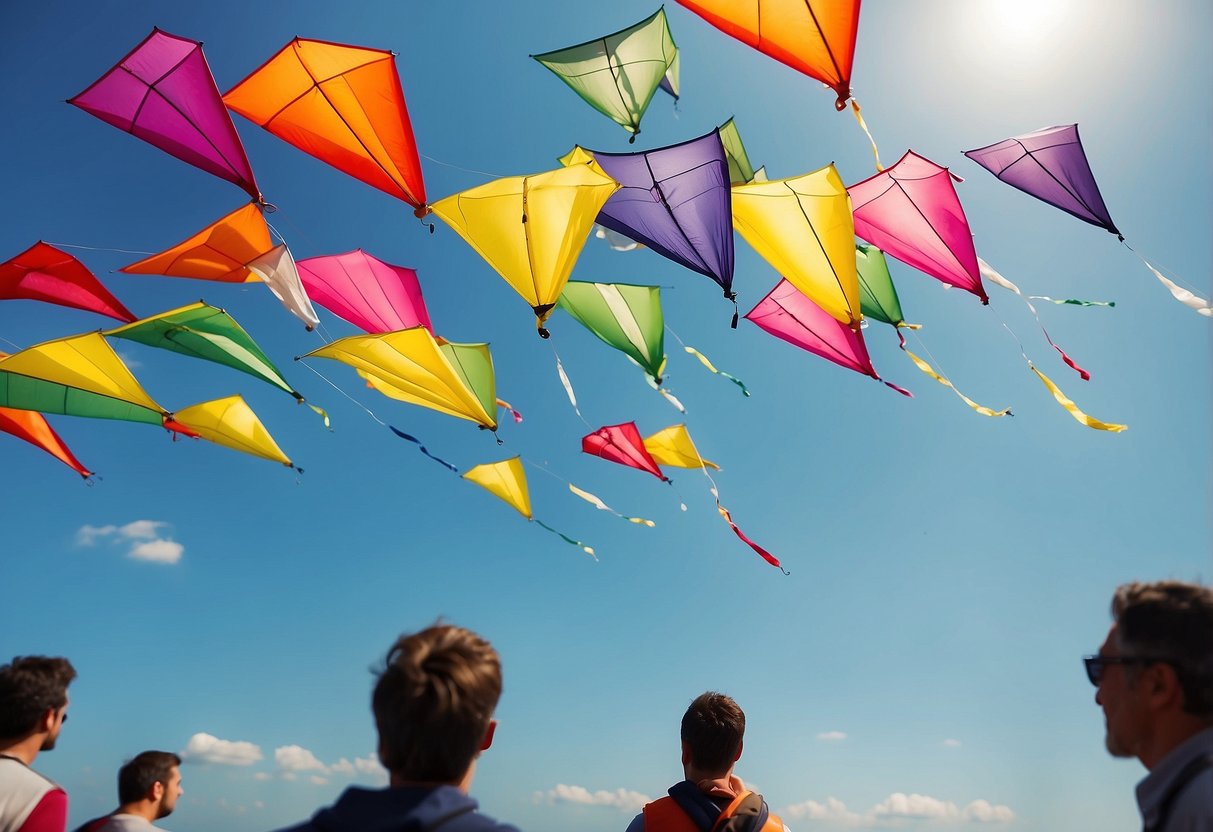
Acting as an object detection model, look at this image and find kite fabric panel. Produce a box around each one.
[731,165,860,327]
[746,279,910,396]
[532,8,678,140]
[303,327,497,430]
[0,333,167,425]
[172,395,294,466]
[848,151,989,304]
[642,424,718,470]
[963,124,1119,236]
[296,249,433,334]
[567,130,735,296]
[121,203,272,283]
[69,28,262,202]
[659,47,681,100]
[104,302,302,399]
[856,243,915,329]
[582,421,668,481]
[557,281,665,381]
[430,164,619,337]
[0,242,136,322]
[675,0,860,109]
[463,456,532,519]
[245,245,321,330]
[0,406,92,478]
[223,38,427,213]
[718,118,758,185]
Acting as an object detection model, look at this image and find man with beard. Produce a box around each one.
[1086,581,1213,830]
[0,656,76,832]
[75,752,184,831]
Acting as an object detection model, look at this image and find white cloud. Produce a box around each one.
[780,793,1015,827]
[181,733,263,766]
[328,758,355,775]
[76,524,117,546]
[943,738,963,748]
[275,745,328,773]
[354,754,384,775]
[253,772,271,781]
[309,776,328,786]
[537,784,652,813]
[119,520,165,539]
[129,539,183,564]
[817,730,848,742]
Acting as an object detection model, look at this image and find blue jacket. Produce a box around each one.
[273,784,520,832]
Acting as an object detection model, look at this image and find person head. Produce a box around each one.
[0,656,76,751]
[680,691,745,778]
[1089,580,1213,766]
[118,751,183,819]
[372,624,502,785]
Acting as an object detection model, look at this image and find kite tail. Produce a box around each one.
[682,345,750,397]
[850,99,884,172]
[896,321,923,331]
[534,518,597,560]
[882,379,914,398]
[1028,296,1115,308]
[978,257,1092,381]
[496,398,524,424]
[305,403,332,430]
[1029,365,1127,432]
[388,426,460,472]
[554,353,584,420]
[898,331,1011,417]
[1123,246,1212,316]
[568,483,655,527]
[644,374,687,413]
[715,495,786,573]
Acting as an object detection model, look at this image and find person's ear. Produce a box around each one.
[480,719,497,751]
[734,739,743,763]
[38,709,56,734]
[681,740,691,768]
[1146,663,1183,709]
[151,780,165,802]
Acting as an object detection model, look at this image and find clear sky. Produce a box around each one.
[1,1,1209,831]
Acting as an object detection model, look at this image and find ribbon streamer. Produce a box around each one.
[388,426,460,472]
[1141,260,1212,317]
[1029,365,1127,432]
[568,483,655,527]
[683,346,750,397]
[1028,296,1115,308]
[534,519,597,560]
[555,354,583,418]
[496,398,523,424]
[306,403,331,429]
[850,99,883,172]
[714,491,787,574]
[898,332,1010,417]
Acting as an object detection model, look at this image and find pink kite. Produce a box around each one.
[0,242,135,322]
[746,279,911,396]
[581,422,668,482]
[848,151,988,304]
[69,28,262,203]
[296,250,432,334]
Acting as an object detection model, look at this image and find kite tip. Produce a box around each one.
[537,327,550,339]
[629,133,637,145]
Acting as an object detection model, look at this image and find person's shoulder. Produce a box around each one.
[624,811,645,832]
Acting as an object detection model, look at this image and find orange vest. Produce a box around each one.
[641,790,784,832]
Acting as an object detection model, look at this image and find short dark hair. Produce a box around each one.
[1113,581,1213,717]
[681,691,745,774]
[0,656,76,740]
[372,624,502,781]
[118,751,181,804]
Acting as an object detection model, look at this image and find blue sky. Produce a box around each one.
[0,1,1209,830]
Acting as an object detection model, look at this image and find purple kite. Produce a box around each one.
[70,28,262,203]
[569,130,734,299]
[963,125,1119,238]
[848,151,988,305]
[746,279,910,397]
[296,250,432,334]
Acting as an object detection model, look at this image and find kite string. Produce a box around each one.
[296,360,387,427]
[1120,240,1206,295]
[43,241,154,256]
[419,153,510,180]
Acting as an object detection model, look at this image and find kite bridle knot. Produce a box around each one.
[629,131,638,144]
[255,197,279,214]
[537,326,551,339]
[415,206,435,234]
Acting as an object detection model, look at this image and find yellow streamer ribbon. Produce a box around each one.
[901,346,1011,417]
[1029,365,1127,432]
[851,99,883,172]
[306,403,331,429]
[683,346,750,396]
[568,483,655,527]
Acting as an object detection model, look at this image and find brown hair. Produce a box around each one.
[1113,581,1213,717]
[372,624,502,781]
[118,751,181,804]
[681,691,745,774]
[0,656,76,740]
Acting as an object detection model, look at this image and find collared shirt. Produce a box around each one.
[1136,726,1213,831]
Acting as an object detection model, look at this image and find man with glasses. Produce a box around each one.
[0,655,76,832]
[1085,581,1213,831]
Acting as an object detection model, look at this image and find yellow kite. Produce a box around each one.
[173,395,295,467]
[642,424,719,470]
[731,165,860,328]
[462,456,531,519]
[431,164,619,337]
[303,327,497,430]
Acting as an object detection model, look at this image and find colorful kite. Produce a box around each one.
[296,249,433,334]
[69,28,262,203]
[303,327,497,430]
[731,165,860,327]
[430,164,619,337]
[856,243,916,330]
[562,130,735,301]
[965,125,1210,316]
[659,47,681,100]
[848,151,989,304]
[0,406,92,478]
[172,395,295,467]
[558,281,665,381]
[719,118,760,185]
[224,38,427,215]
[582,421,668,481]
[532,8,678,141]
[746,279,910,396]
[245,245,320,330]
[122,203,271,283]
[675,0,859,110]
[1,242,135,322]
[642,424,718,470]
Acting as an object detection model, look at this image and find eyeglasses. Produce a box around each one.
[1083,654,1164,686]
